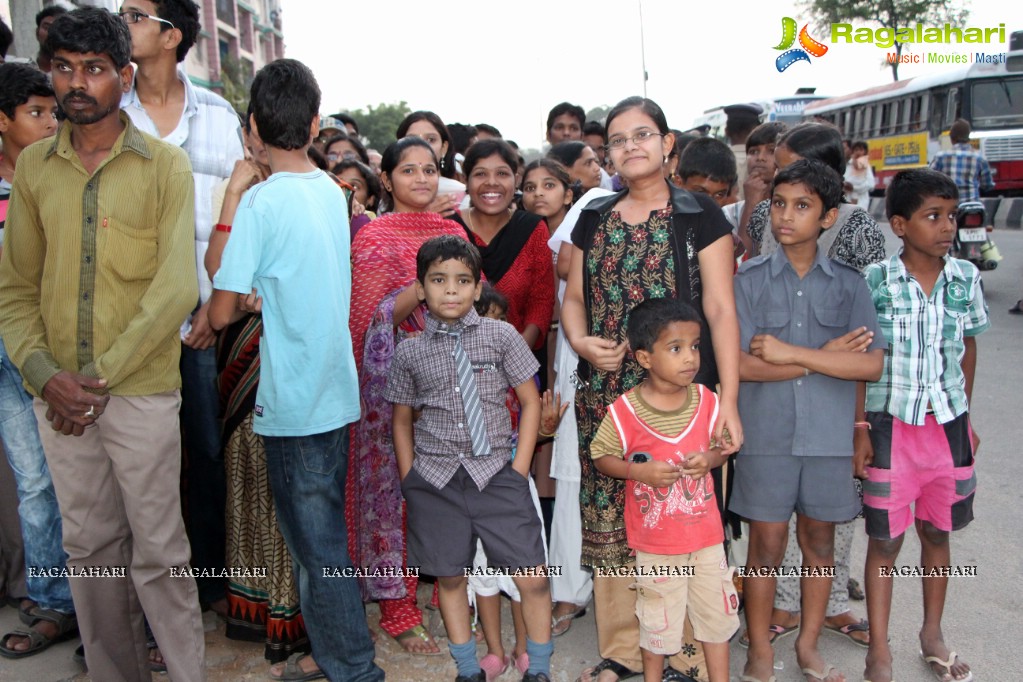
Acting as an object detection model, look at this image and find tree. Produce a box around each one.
[801,0,969,81]
[586,105,612,125]
[219,53,250,114]
[343,101,413,151]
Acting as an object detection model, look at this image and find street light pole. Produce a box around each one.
[638,0,648,97]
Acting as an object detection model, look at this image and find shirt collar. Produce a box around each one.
[768,243,835,279]
[122,65,197,120]
[46,111,152,163]
[425,306,482,336]
[889,250,967,284]
[583,179,704,217]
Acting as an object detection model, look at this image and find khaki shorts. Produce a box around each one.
[634,546,739,654]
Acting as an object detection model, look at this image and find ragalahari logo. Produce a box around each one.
[774,17,828,72]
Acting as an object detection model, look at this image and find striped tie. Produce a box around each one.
[448,330,491,457]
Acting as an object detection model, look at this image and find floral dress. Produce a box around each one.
[576,207,678,568]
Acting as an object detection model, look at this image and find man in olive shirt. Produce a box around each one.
[0,9,205,681]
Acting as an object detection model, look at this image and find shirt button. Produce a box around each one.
[796,322,802,327]
[84,256,92,264]
[796,290,803,297]
[457,423,464,429]
[80,340,87,348]
[83,292,89,301]
[86,217,92,224]
[86,183,93,191]
[796,379,803,386]
[454,387,461,392]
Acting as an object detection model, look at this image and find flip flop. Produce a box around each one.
[551,604,588,636]
[824,618,870,647]
[662,667,699,681]
[920,651,973,682]
[738,622,799,648]
[801,663,841,681]
[269,653,326,681]
[1009,301,1023,315]
[576,658,640,682]
[393,623,444,656]
[739,676,776,682]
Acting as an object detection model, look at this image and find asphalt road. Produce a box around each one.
[1,225,1020,682]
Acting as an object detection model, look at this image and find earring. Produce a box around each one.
[663,155,668,164]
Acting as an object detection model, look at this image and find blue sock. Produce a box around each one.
[525,637,553,676]
[448,638,480,677]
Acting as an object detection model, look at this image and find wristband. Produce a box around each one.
[854,421,871,430]
[215,223,232,233]
[537,429,556,439]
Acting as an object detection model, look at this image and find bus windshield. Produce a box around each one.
[971,78,1023,128]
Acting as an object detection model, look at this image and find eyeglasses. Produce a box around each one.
[605,131,664,151]
[118,10,176,29]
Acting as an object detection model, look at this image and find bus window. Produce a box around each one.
[930,91,946,135]
[880,102,891,135]
[971,78,1023,127]
[946,87,959,127]
[910,96,924,131]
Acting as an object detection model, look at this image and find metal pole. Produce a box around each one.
[638,0,648,97]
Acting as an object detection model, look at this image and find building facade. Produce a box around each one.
[1,0,284,104]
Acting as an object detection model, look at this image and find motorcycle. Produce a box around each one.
[952,201,1002,271]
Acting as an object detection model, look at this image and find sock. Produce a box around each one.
[525,636,553,676]
[449,638,480,677]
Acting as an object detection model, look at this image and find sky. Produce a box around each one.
[283,0,1014,150]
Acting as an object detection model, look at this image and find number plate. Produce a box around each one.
[958,228,987,242]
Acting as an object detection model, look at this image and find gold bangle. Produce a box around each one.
[538,430,556,439]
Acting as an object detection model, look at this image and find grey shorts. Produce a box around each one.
[728,454,861,523]
[401,464,547,577]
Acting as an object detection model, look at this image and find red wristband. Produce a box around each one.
[215,223,232,233]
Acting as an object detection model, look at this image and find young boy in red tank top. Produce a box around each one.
[590,298,738,682]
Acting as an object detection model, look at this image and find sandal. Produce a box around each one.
[551,603,588,637]
[920,650,973,682]
[662,667,699,682]
[1010,300,1023,315]
[480,653,510,682]
[739,622,799,648]
[269,652,326,681]
[393,623,443,656]
[824,618,869,648]
[0,608,78,659]
[577,657,640,682]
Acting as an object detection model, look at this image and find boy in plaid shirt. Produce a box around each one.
[859,169,988,682]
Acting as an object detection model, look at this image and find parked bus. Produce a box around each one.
[803,30,1023,195]
[688,90,828,139]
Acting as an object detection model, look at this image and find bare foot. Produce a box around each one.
[863,645,894,682]
[795,633,845,681]
[149,646,165,671]
[920,633,971,681]
[742,643,776,682]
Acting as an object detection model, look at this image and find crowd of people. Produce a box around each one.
[0,4,992,682]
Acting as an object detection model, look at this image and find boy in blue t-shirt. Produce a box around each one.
[209,59,382,682]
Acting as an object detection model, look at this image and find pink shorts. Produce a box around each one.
[862,412,975,540]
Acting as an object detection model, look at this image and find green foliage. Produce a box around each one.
[800,0,970,81]
[220,53,250,114]
[586,105,612,125]
[343,101,413,151]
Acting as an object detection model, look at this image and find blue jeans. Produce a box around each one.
[263,426,383,682]
[0,337,74,613]
[180,344,226,604]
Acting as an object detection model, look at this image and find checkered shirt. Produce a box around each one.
[864,253,989,425]
[385,308,539,490]
[930,144,995,203]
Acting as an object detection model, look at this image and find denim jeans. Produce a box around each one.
[180,344,226,604]
[0,336,74,613]
[263,425,383,682]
